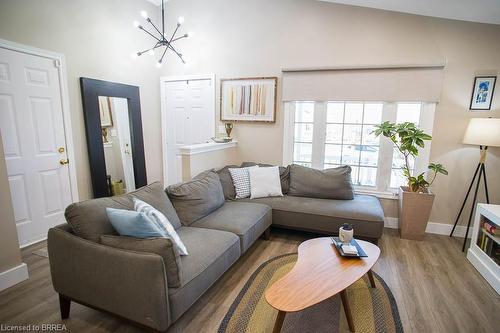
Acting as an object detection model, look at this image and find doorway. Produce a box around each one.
[160,74,215,185]
[0,40,78,247]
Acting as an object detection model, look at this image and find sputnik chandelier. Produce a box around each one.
[131,0,191,67]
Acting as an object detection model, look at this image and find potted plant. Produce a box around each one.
[373,122,448,240]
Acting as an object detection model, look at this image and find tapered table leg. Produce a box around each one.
[367,270,376,288]
[340,290,355,332]
[273,310,286,333]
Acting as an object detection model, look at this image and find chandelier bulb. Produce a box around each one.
[140,11,148,19]
[130,52,138,59]
[156,61,162,68]
[177,16,185,25]
[187,31,194,38]
[133,20,140,28]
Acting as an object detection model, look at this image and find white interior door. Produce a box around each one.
[0,46,73,246]
[161,76,215,185]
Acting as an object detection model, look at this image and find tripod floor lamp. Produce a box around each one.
[450,118,500,251]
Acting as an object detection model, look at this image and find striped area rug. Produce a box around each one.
[219,254,403,333]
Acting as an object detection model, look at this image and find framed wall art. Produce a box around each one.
[220,77,277,122]
[470,76,496,111]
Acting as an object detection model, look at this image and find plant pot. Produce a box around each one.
[398,186,435,240]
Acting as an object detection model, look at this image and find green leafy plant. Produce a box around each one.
[372,121,448,193]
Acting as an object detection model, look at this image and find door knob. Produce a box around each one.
[59,159,69,165]
[58,147,65,153]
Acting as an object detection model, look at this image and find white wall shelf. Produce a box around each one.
[178,140,237,156]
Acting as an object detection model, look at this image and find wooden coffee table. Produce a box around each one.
[265,237,380,332]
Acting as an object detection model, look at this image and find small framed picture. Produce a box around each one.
[469,76,496,111]
[98,96,114,127]
[220,77,277,123]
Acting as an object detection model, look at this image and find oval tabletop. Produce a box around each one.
[265,237,380,312]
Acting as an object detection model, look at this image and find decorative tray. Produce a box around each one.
[330,237,368,258]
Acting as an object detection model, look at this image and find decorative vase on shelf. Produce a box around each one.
[225,122,233,138]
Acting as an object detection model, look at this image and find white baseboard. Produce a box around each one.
[0,263,29,292]
[384,217,472,238]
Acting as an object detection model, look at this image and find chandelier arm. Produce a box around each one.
[138,43,162,55]
[171,35,188,43]
[167,44,185,63]
[158,45,169,63]
[169,25,181,44]
[139,26,162,42]
[146,19,164,40]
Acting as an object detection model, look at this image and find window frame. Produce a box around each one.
[283,101,436,199]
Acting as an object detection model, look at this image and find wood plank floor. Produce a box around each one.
[0,228,499,333]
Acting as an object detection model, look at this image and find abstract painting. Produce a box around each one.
[470,76,496,110]
[221,77,277,122]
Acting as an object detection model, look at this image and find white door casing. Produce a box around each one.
[160,75,215,185]
[0,39,77,247]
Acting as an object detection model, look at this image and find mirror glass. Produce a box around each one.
[98,96,136,195]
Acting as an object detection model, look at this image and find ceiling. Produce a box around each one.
[319,0,500,25]
[144,0,500,25]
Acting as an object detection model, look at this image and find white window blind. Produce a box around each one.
[282,66,444,102]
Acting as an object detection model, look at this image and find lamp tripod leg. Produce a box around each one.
[462,166,483,252]
[482,164,490,204]
[450,163,481,237]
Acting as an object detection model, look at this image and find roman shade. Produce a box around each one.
[282,65,445,102]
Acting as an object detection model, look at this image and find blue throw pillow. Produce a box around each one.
[106,207,166,238]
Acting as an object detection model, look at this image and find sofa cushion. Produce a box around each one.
[65,182,181,242]
[166,171,225,226]
[239,194,384,239]
[191,202,272,253]
[215,165,240,200]
[249,166,283,199]
[288,164,354,200]
[241,162,290,194]
[168,227,240,321]
[100,235,183,288]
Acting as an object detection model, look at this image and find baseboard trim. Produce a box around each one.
[0,263,29,292]
[384,217,472,238]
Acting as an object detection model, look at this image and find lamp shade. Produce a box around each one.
[463,118,500,147]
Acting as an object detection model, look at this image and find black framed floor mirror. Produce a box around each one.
[80,77,147,198]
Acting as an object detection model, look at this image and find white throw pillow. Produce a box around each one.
[249,166,283,199]
[229,166,259,199]
[133,198,188,256]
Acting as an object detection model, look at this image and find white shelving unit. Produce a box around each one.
[467,204,500,294]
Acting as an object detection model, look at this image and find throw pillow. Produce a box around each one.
[215,165,240,200]
[133,198,188,256]
[166,171,225,225]
[105,208,165,238]
[249,166,284,199]
[100,235,183,288]
[229,166,259,199]
[288,164,354,200]
[241,162,290,194]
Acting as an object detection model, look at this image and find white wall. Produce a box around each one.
[161,0,500,225]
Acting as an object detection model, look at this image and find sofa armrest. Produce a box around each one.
[47,226,171,331]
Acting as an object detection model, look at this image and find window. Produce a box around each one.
[324,102,382,186]
[293,102,315,167]
[285,101,435,195]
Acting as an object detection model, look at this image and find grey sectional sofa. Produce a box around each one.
[48,164,385,332]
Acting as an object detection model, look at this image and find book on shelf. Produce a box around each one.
[483,221,499,235]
